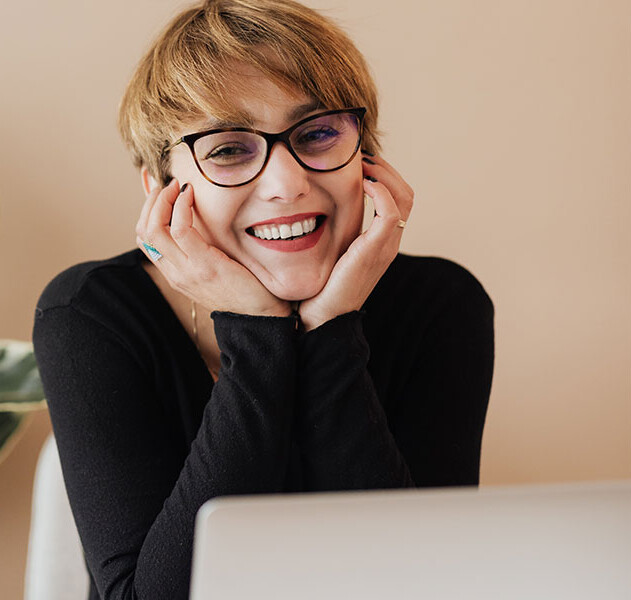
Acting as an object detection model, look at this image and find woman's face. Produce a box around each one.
[167,70,365,301]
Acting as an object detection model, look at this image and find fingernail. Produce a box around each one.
[362,150,375,157]
[364,175,378,183]
[362,157,376,165]
[180,183,188,194]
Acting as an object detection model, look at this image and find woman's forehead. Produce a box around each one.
[181,87,323,135]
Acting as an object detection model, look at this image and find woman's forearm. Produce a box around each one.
[34,306,298,600]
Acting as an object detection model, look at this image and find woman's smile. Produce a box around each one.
[246,213,327,252]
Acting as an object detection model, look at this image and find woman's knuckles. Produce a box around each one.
[403,191,414,210]
[378,213,401,229]
[135,224,144,237]
[170,225,190,241]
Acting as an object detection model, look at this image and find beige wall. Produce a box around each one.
[1,0,629,597]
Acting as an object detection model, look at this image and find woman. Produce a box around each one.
[33,1,494,598]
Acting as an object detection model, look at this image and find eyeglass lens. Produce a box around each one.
[192,111,361,186]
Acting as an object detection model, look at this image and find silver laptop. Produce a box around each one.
[190,480,631,599]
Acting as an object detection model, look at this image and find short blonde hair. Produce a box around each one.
[118,0,381,185]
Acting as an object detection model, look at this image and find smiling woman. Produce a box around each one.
[31,1,494,599]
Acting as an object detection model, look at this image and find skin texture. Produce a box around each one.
[136,68,414,343]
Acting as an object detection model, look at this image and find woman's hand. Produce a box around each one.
[136,178,292,317]
[298,154,414,331]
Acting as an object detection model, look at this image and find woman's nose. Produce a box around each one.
[256,141,310,202]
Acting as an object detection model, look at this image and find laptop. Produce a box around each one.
[190,480,631,599]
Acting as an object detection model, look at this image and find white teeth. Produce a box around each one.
[251,216,320,240]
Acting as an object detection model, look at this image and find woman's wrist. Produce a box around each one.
[249,297,293,318]
[298,306,328,332]
[300,314,326,332]
[299,307,361,333]
[257,303,293,318]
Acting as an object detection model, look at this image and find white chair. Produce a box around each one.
[24,434,89,599]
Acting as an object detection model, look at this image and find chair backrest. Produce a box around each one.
[24,434,89,600]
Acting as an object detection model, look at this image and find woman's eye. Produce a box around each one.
[295,126,339,146]
[203,144,252,163]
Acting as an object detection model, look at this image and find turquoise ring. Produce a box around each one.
[142,242,163,261]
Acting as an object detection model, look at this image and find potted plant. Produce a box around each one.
[0,339,46,463]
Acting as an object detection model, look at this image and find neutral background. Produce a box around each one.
[1,0,629,597]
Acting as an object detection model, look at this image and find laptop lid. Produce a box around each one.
[190,480,631,600]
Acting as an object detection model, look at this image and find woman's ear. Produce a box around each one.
[140,165,159,198]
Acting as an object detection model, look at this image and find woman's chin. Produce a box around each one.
[262,271,328,302]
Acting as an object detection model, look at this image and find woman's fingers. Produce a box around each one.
[361,177,404,246]
[361,154,414,248]
[138,179,191,265]
[169,185,225,274]
[170,183,193,234]
[146,178,179,233]
[362,152,414,195]
[136,185,171,263]
[361,153,414,220]
[135,185,162,240]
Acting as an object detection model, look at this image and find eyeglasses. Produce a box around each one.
[161,107,366,188]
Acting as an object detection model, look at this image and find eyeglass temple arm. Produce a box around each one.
[161,137,184,156]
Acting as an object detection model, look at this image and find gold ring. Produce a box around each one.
[397,219,406,229]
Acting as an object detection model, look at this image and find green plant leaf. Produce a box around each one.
[0,339,45,409]
[0,340,45,460]
[0,412,24,460]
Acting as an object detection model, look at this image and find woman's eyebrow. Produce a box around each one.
[197,100,323,131]
[199,116,255,130]
[288,100,324,122]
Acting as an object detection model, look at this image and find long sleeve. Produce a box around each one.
[392,273,495,487]
[296,311,415,490]
[295,256,495,491]
[33,302,297,600]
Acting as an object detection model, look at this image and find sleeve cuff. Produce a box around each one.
[210,310,299,377]
[298,310,369,383]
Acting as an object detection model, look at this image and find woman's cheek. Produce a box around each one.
[332,159,364,218]
[345,174,366,236]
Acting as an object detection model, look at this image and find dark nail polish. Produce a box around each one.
[362,151,375,157]
[364,175,378,183]
[362,157,376,165]
[180,183,188,194]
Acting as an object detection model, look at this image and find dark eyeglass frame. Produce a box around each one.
[161,107,367,188]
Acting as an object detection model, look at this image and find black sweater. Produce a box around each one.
[33,249,494,600]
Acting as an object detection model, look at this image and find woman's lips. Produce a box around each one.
[247,216,327,252]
